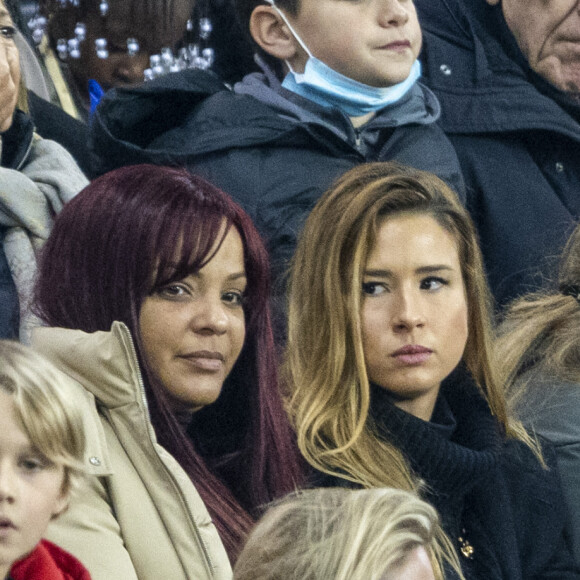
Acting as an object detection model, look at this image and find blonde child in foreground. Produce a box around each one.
[233,487,464,580]
[0,341,89,580]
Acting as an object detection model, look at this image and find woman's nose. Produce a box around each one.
[391,291,425,331]
[191,298,229,335]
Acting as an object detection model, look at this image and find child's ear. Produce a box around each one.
[51,485,70,520]
[249,6,300,61]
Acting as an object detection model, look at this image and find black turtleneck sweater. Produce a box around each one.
[312,367,579,579]
[371,370,501,576]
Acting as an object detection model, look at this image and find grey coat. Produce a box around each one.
[513,373,580,564]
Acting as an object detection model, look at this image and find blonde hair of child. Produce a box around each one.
[233,487,464,580]
[0,340,86,495]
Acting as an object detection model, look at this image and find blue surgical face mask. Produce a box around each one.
[283,58,422,117]
[265,0,421,117]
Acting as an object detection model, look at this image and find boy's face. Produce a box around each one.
[285,0,422,87]
[0,391,68,576]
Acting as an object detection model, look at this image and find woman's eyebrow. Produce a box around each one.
[364,265,454,277]
[415,265,455,274]
[189,271,247,281]
[364,269,394,278]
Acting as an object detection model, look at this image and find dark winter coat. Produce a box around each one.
[314,368,579,579]
[27,91,93,177]
[90,68,464,303]
[0,110,34,339]
[414,0,580,307]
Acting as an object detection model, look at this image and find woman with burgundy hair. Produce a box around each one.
[30,164,303,580]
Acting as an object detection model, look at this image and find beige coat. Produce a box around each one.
[33,322,232,580]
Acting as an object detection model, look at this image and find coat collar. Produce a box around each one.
[0,110,34,170]
[32,321,145,411]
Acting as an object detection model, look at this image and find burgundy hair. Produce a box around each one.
[35,164,303,560]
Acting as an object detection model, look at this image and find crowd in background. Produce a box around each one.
[1,0,580,579]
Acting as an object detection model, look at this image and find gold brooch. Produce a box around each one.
[458,528,474,559]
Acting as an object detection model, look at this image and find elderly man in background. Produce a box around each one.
[415,0,580,307]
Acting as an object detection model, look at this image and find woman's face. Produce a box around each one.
[139,227,247,413]
[360,213,468,421]
[0,0,20,133]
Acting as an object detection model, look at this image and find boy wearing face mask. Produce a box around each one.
[91,0,464,327]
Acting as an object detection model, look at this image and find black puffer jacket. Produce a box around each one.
[415,0,580,307]
[91,67,464,303]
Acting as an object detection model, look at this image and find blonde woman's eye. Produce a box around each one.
[420,277,448,291]
[362,282,388,296]
[0,26,16,40]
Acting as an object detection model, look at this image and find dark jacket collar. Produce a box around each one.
[233,57,440,130]
[0,109,34,170]
[90,62,441,176]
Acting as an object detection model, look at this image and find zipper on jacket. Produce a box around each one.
[121,325,217,575]
[15,137,34,171]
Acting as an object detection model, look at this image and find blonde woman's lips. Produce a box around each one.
[391,345,432,365]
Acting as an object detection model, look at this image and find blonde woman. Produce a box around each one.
[497,223,580,564]
[234,487,463,580]
[285,162,579,579]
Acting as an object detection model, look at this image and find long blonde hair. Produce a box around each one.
[497,223,580,410]
[233,487,464,580]
[285,162,533,489]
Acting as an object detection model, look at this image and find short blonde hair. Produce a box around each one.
[233,487,464,580]
[0,340,86,495]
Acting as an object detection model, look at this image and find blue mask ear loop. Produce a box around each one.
[263,0,312,73]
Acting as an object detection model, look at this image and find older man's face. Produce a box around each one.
[487,0,580,95]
